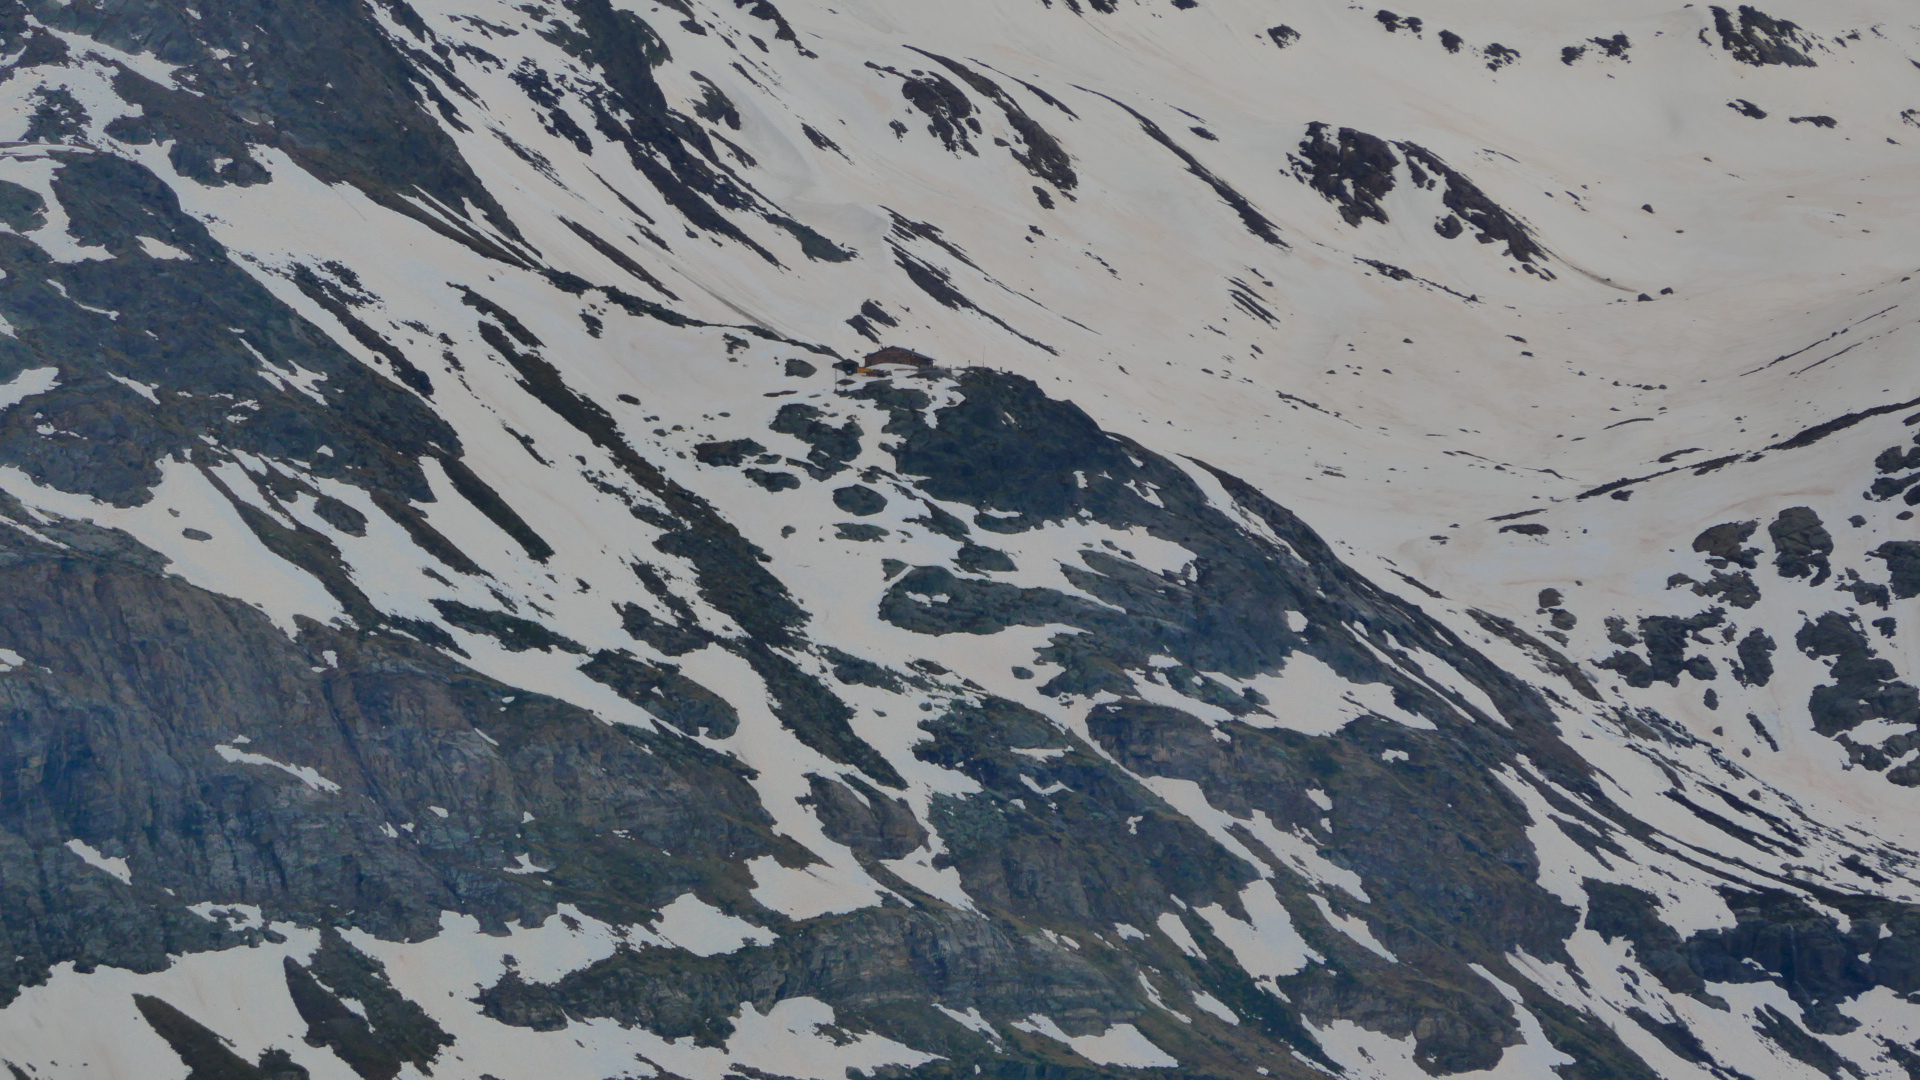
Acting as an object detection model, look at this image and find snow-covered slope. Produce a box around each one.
[0,0,1919,1077]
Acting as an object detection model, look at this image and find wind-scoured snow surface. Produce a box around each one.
[1,0,1919,1077]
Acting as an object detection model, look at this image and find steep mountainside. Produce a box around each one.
[0,1,1918,1077]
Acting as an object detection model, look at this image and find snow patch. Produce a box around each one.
[1196,879,1318,978]
[934,1003,1000,1040]
[135,235,190,260]
[64,839,130,884]
[0,367,59,411]
[746,855,885,921]
[213,743,341,793]
[1156,910,1203,958]
[648,892,776,956]
[1191,990,1240,1025]
[1238,651,1435,734]
[1012,1014,1178,1069]
[500,853,550,875]
[1312,895,1397,962]
[107,373,160,403]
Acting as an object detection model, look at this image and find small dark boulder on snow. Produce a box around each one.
[1769,506,1833,584]
[1870,541,1920,599]
[833,484,888,516]
[695,439,766,467]
[1709,5,1818,67]
[1693,520,1760,568]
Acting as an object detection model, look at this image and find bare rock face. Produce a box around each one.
[0,505,787,983]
